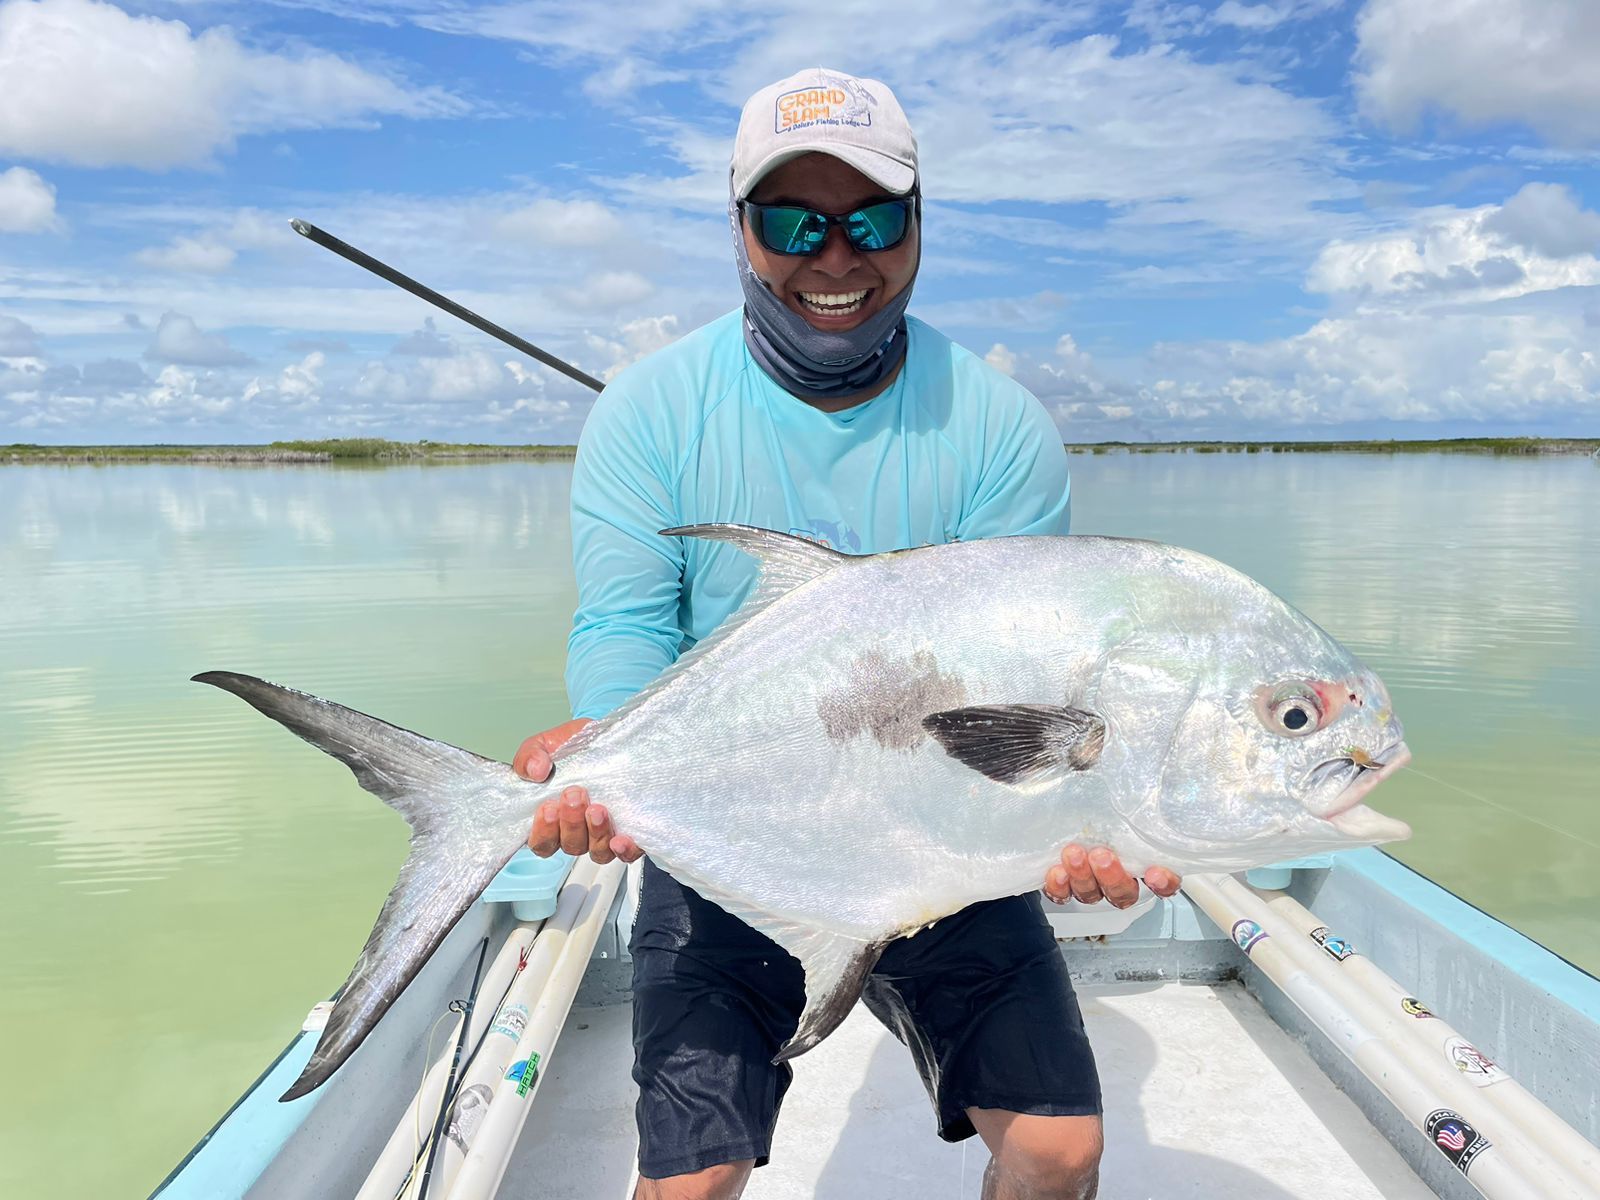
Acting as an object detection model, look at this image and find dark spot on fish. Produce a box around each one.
[817,648,968,751]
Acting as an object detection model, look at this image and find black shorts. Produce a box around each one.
[629,859,1101,1180]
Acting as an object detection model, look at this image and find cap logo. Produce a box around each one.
[774,74,875,134]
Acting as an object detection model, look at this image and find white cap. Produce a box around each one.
[731,67,918,200]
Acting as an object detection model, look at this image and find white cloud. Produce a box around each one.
[0,314,40,355]
[389,1,1352,245]
[354,348,551,407]
[1149,308,1600,427]
[0,0,468,170]
[494,198,626,248]
[585,315,683,381]
[145,311,252,366]
[559,270,656,311]
[0,165,61,232]
[984,343,1017,376]
[134,235,237,274]
[242,352,323,411]
[143,364,236,417]
[1355,0,1600,146]
[1484,183,1600,260]
[1307,190,1600,304]
[390,317,456,357]
[1124,0,1341,38]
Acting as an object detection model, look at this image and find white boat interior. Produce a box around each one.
[515,982,1437,1199]
[152,849,1600,1200]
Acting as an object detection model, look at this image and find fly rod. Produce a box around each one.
[288,218,605,394]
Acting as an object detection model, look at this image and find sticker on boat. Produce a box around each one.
[1230,919,1268,954]
[445,1083,494,1154]
[489,1002,529,1042]
[1425,1109,1491,1174]
[1445,1036,1508,1087]
[1309,926,1354,961]
[1400,996,1434,1019]
[507,1051,542,1097]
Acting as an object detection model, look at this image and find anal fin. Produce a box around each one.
[667,869,887,1064]
[773,928,887,1063]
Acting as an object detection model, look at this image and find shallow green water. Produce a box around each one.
[1,454,1595,1196]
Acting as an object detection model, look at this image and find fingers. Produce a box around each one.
[1044,861,1072,904]
[1144,865,1183,897]
[512,736,553,783]
[527,786,596,858]
[1045,844,1149,908]
[557,787,590,857]
[1089,847,1141,908]
[512,717,594,782]
[585,803,615,865]
[1065,844,1104,905]
[528,799,561,858]
[528,787,639,866]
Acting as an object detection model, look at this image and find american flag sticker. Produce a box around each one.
[1425,1109,1491,1175]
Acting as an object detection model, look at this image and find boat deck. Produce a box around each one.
[511,979,1436,1199]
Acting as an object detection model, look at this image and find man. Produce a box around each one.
[515,68,1181,1200]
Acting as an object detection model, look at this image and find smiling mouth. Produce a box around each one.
[1315,742,1412,839]
[796,289,872,317]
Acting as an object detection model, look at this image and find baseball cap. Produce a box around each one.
[731,67,918,200]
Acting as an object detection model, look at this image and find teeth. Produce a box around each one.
[798,289,870,315]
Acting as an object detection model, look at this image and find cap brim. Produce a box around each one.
[738,143,916,199]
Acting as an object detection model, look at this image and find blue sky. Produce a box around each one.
[2,0,1599,443]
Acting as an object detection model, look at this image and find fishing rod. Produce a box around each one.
[288,218,605,394]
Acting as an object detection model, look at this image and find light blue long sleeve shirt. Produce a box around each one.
[565,309,1071,721]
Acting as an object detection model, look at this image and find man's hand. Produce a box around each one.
[514,718,643,866]
[1043,844,1181,908]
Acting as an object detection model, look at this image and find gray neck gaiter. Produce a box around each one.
[729,190,916,402]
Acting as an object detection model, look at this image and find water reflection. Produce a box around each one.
[1069,451,1600,956]
[0,454,1595,1199]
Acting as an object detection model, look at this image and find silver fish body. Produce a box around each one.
[199,525,1410,1100]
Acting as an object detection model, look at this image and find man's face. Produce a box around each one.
[743,152,919,333]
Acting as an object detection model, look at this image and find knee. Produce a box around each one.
[995,1120,1103,1200]
[635,1160,753,1200]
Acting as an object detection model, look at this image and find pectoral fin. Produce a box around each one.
[922,703,1106,785]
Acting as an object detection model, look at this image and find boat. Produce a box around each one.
[150,846,1600,1199]
[149,228,1600,1198]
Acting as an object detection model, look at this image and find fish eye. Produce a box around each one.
[1256,685,1325,738]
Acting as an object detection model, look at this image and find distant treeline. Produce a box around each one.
[4,436,1596,464]
[1064,437,1599,456]
[2,439,579,464]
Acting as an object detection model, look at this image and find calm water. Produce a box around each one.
[1,454,1596,1196]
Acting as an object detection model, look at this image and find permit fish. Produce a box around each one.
[197,525,1411,1101]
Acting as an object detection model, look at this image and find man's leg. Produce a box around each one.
[634,1160,754,1200]
[969,1110,1103,1200]
[630,861,806,1197]
[862,893,1102,1197]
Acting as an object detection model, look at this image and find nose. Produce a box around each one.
[811,225,863,278]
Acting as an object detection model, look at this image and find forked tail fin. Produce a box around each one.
[194,671,531,1100]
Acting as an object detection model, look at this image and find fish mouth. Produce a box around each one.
[1309,742,1413,841]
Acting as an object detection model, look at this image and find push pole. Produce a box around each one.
[288,219,606,394]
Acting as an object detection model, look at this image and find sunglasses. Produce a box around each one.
[739,195,917,256]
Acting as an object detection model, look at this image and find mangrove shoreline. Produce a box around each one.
[4,435,1597,465]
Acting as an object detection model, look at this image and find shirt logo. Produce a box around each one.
[774,74,875,134]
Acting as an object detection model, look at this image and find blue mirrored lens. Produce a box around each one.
[758,208,828,254]
[751,199,913,255]
[845,201,909,251]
